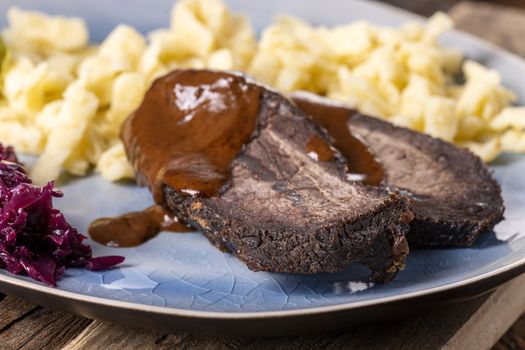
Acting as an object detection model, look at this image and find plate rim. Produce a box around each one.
[2,0,525,322]
[1,248,524,319]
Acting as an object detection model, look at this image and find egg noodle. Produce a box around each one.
[0,0,523,184]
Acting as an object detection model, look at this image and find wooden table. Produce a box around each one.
[2,1,525,349]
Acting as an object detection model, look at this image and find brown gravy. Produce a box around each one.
[121,70,262,203]
[291,94,384,186]
[306,135,336,162]
[88,205,193,247]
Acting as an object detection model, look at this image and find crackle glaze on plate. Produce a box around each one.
[0,0,525,335]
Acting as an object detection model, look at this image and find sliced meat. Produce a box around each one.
[291,92,505,247]
[122,69,412,282]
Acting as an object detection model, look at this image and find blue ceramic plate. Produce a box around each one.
[0,0,524,336]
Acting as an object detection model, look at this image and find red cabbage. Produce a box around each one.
[0,144,124,287]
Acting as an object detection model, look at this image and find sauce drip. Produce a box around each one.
[306,135,336,162]
[121,70,262,203]
[291,93,384,186]
[88,205,193,247]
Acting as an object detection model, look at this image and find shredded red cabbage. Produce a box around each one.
[0,144,124,287]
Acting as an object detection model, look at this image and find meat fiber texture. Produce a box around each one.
[289,91,504,248]
[348,113,504,247]
[165,90,412,283]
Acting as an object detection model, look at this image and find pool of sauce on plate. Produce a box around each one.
[88,205,193,247]
[291,93,385,186]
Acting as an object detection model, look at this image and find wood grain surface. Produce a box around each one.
[56,275,525,350]
[1,1,525,349]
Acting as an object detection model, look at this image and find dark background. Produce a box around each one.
[381,0,524,16]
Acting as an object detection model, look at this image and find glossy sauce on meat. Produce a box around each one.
[121,69,262,202]
[93,70,262,247]
[291,93,385,186]
[306,135,336,162]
